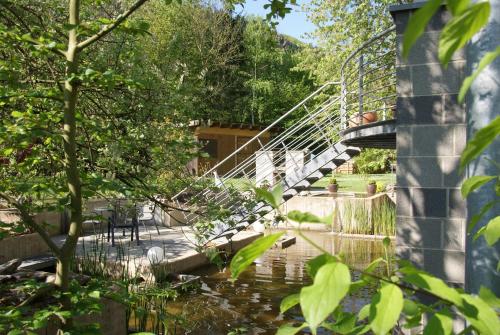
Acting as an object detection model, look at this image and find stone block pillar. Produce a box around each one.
[255,150,275,187]
[285,150,310,187]
[390,3,467,285]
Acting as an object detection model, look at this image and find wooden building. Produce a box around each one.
[188,121,272,176]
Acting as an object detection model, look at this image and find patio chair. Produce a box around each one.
[107,200,139,247]
[138,202,161,235]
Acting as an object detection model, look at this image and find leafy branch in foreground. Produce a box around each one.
[229,185,500,335]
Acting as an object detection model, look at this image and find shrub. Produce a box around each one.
[354,148,395,174]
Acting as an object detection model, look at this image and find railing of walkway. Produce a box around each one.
[340,27,396,130]
[172,26,396,227]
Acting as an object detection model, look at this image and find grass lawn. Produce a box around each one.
[312,173,396,193]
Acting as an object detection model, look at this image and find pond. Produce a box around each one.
[163,230,391,334]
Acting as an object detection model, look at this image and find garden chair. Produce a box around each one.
[137,202,161,235]
[107,199,139,247]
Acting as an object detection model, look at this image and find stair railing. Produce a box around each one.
[340,26,396,130]
[173,26,396,228]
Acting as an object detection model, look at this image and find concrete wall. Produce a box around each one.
[0,233,51,263]
[391,4,467,284]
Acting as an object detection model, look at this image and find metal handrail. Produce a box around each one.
[173,26,397,230]
[172,81,340,200]
[340,26,396,129]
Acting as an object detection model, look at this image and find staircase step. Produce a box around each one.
[294,183,310,191]
[283,189,298,200]
[305,176,320,183]
[219,229,238,238]
[319,167,333,174]
[235,222,250,230]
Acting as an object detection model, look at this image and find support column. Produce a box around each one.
[465,0,500,295]
[391,3,467,285]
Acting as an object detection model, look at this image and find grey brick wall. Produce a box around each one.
[391,5,467,285]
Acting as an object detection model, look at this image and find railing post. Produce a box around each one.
[358,54,364,126]
[340,72,347,130]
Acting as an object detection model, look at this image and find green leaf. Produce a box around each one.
[287,210,322,224]
[439,2,490,65]
[280,293,300,314]
[276,323,307,335]
[323,313,357,334]
[361,257,384,281]
[447,0,470,15]
[461,175,496,197]
[468,201,495,233]
[253,184,283,209]
[89,290,100,299]
[401,270,462,305]
[482,216,500,246]
[479,286,500,308]
[402,0,442,59]
[3,148,14,156]
[369,283,403,335]
[271,184,284,207]
[460,116,500,171]
[11,111,23,118]
[305,253,337,278]
[423,310,453,335]
[358,304,370,320]
[300,262,351,333]
[459,46,500,102]
[230,232,283,280]
[459,293,500,335]
[402,299,419,316]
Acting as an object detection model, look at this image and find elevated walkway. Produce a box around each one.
[341,119,396,149]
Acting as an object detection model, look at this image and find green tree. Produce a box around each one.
[240,17,314,125]
[298,0,400,84]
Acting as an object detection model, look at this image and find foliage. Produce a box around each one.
[328,177,337,185]
[375,181,385,193]
[240,17,314,124]
[0,0,306,332]
[354,149,395,174]
[295,0,406,93]
[230,185,500,334]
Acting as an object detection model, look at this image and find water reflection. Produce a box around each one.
[166,230,390,334]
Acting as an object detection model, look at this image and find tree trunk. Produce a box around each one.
[56,0,83,291]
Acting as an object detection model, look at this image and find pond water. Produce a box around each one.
[164,230,390,334]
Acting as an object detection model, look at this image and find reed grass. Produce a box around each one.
[339,197,395,236]
[71,237,193,334]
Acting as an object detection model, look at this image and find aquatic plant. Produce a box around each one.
[339,197,395,236]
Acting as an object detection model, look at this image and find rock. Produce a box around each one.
[0,275,14,284]
[0,258,22,275]
[46,273,90,285]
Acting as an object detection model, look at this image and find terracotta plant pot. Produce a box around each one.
[327,184,339,193]
[348,112,378,127]
[366,183,376,195]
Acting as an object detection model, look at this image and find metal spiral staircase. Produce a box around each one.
[172,27,396,242]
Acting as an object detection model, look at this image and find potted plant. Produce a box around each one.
[327,177,339,193]
[376,181,386,193]
[366,180,377,195]
[348,112,379,128]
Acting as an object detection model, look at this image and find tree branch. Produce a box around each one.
[76,0,149,51]
[0,192,61,257]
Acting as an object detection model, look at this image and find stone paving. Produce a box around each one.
[51,225,262,280]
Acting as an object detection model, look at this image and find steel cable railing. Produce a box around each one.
[173,26,396,228]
